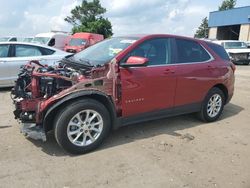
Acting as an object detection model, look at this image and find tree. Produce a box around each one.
[65,0,113,38]
[218,0,236,11]
[194,17,208,38]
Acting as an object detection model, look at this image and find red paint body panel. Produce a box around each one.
[174,61,219,106]
[120,65,177,117]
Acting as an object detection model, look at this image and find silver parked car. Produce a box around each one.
[0,42,71,87]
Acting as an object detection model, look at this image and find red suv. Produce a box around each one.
[12,34,235,154]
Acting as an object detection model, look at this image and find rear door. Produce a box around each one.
[120,37,177,117]
[173,38,219,108]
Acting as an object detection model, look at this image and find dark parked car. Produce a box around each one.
[12,34,235,154]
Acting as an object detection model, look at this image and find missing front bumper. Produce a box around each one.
[20,123,47,142]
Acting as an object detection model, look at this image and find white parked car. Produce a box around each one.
[0,42,71,87]
[32,32,69,50]
[213,40,250,65]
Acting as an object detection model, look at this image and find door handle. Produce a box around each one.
[163,68,175,74]
[0,61,6,64]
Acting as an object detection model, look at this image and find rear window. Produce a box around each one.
[175,39,211,63]
[206,42,230,61]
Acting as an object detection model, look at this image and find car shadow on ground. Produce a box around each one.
[28,102,244,157]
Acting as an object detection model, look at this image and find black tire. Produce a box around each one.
[198,87,225,122]
[54,99,111,154]
[243,62,249,65]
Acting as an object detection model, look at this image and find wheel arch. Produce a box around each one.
[43,90,118,133]
[211,83,228,104]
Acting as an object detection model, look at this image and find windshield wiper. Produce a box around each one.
[61,56,93,70]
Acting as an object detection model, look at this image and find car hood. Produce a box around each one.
[226,49,250,53]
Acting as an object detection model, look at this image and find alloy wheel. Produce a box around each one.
[67,110,103,146]
[207,94,222,118]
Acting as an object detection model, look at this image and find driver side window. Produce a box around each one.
[123,38,171,66]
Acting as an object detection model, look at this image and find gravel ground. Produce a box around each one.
[0,66,249,188]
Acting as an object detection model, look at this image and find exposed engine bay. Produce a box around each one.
[12,60,90,100]
[11,60,94,121]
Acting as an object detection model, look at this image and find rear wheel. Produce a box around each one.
[54,99,111,154]
[199,88,225,122]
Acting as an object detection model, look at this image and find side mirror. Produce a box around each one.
[121,56,148,67]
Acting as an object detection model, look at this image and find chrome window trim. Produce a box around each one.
[120,43,215,69]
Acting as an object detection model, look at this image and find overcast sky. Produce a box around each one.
[0,0,248,37]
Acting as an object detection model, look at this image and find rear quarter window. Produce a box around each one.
[206,42,230,61]
[39,47,55,55]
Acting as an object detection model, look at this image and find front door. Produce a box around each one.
[120,38,177,117]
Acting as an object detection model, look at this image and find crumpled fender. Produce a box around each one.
[42,89,118,132]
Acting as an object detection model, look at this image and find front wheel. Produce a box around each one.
[54,99,111,154]
[198,88,225,122]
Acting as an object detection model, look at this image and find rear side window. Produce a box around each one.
[175,39,211,63]
[206,42,230,61]
[0,44,10,58]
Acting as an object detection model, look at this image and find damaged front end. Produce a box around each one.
[11,59,118,141]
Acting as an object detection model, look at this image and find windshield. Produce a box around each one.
[73,37,139,66]
[69,38,87,46]
[224,42,248,49]
[0,37,10,42]
[32,37,50,45]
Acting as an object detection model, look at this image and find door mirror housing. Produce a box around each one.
[121,56,148,67]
